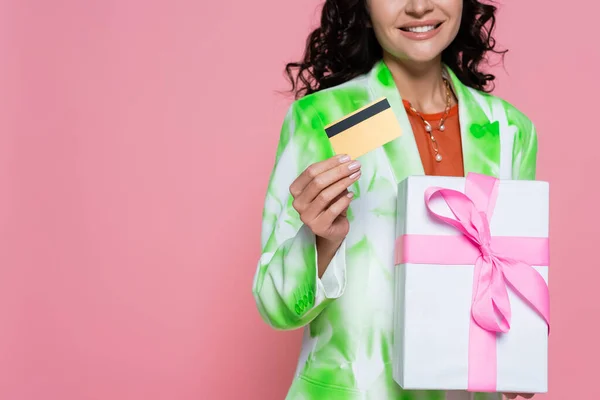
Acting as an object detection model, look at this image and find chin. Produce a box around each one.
[386,38,448,66]
[403,52,442,64]
[392,48,444,65]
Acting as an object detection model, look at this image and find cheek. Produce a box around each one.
[445,0,463,26]
[449,14,462,40]
[440,0,463,40]
[454,2,463,27]
[370,21,396,54]
[367,0,397,30]
[368,1,400,49]
[440,0,463,14]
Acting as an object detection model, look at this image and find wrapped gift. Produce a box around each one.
[392,173,550,393]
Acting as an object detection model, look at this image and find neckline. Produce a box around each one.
[402,99,459,120]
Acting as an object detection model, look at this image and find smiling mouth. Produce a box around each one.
[399,22,443,33]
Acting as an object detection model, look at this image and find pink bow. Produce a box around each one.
[423,174,550,334]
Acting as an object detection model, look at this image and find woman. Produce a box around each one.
[252,0,538,399]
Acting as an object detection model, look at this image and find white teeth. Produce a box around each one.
[405,25,436,33]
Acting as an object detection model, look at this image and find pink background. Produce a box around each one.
[0,0,596,399]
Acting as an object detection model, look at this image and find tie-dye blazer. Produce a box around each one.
[252,60,537,400]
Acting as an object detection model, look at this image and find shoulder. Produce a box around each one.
[478,85,533,127]
[275,75,374,163]
[462,84,535,133]
[498,97,536,134]
[275,76,370,162]
[495,92,535,133]
[288,73,374,128]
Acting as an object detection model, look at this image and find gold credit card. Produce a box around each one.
[324,97,402,160]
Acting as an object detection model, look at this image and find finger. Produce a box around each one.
[503,394,517,399]
[324,188,349,210]
[293,159,360,210]
[332,189,350,217]
[338,189,350,217]
[312,191,354,235]
[290,154,352,198]
[301,171,360,222]
[298,160,360,206]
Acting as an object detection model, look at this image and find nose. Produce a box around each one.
[404,0,434,17]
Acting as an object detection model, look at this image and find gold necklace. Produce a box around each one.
[406,78,452,163]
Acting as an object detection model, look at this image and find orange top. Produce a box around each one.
[403,100,464,177]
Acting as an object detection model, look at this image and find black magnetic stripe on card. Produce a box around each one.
[324,98,391,138]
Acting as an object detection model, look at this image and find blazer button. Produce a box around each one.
[294,304,302,315]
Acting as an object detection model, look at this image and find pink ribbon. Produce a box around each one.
[394,173,550,392]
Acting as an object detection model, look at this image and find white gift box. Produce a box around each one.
[392,173,550,394]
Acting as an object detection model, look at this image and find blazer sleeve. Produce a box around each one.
[252,100,348,331]
[512,117,538,180]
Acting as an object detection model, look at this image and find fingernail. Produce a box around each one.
[338,154,350,163]
[348,161,360,170]
[347,192,354,198]
[349,171,361,180]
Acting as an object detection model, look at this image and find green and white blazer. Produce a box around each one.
[252,59,538,400]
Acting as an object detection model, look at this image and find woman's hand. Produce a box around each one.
[503,393,535,399]
[290,154,361,275]
[290,154,361,241]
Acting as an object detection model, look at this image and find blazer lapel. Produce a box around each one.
[444,67,502,178]
[367,60,425,184]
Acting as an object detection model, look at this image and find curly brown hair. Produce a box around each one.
[285,0,506,99]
